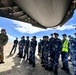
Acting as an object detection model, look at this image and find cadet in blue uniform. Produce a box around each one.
[68,35,72,61]
[23,36,30,60]
[38,39,42,56]
[43,36,50,70]
[29,36,37,67]
[50,33,62,75]
[18,36,25,58]
[41,36,46,64]
[10,38,18,55]
[69,33,76,75]
[48,34,54,71]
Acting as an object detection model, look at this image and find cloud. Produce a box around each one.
[47,24,76,31]
[56,24,76,31]
[7,34,15,42]
[12,20,45,34]
[11,20,76,34]
[0,27,2,33]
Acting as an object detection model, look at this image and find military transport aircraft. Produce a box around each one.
[0,0,76,28]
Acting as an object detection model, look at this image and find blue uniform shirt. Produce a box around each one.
[52,38,62,52]
[30,40,37,48]
[19,39,26,47]
[70,38,76,50]
[14,40,18,45]
[44,40,50,50]
[25,40,30,47]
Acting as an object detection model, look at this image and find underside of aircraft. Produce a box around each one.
[0,0,76,28]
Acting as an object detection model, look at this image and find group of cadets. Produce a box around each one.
[38,33,62,75]
[10,36,37,67]
[38,33,75,75]
[9,32,76,75]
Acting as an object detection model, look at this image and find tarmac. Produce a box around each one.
[0,43,74,75]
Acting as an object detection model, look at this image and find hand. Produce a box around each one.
[20,46,22,48]
[30,47,32,50]
[68,53,71,56]
[24,46,26,48]
[0,46,3,49]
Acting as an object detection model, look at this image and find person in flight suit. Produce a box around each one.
[23,36,30,60]
[61,34,70,74]
[0,29,8,64]
[69,33,76,75]
[29,36,37,67]
[9,37,18,55]
[18,36,25,58]
[50,33,62,75]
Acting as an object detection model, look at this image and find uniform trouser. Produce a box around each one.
[38,46,41,53]
[41,48,44,64]
[71,50,76,75]
[19,48,23,57]
[29,48,36,64]
[0,52,4,62]
[44,52,48,66]
[61,52,69,70]
[10,45,17,54]
[50,51,60,70]
[24,47,29,59]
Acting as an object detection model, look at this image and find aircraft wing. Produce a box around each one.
[0,0,75,28]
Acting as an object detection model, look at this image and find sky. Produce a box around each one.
[0,10,76,42]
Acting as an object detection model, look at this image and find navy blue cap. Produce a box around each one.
[54,33,59,36]
[50,34,53,35]
[33,36,36,38]
[22,36,25,38]
[26,36,29,38]
[62,34,67,36]
[68,35,71,37]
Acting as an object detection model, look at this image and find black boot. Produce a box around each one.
[23,54,25,59]
[61,64,65,70]
[54,69,58,75]
[48,67,53,71]
[42,64,45,67]
[45,66,49,70]
[32,63,35,67]
[0,61,5,64]
[29,58,32,64]
[65,68,70,74]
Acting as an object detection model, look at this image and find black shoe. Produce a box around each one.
[54,69,58,75]
[61,66,65,70]
[48,67,53,71]
[29,62,32,64]
[42,64,45,67]
[17,53,19,55]
[9,53,11,55]
[68,59,71,62]
[0,61,5,64]
[32,63,35,67]
[45,66,49,70]
[65,69,70,74]
[37,54,39,56]
[27,58,29,60]
[23,56,25,59]
[29,58,32,64]
[41,61,44,64]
